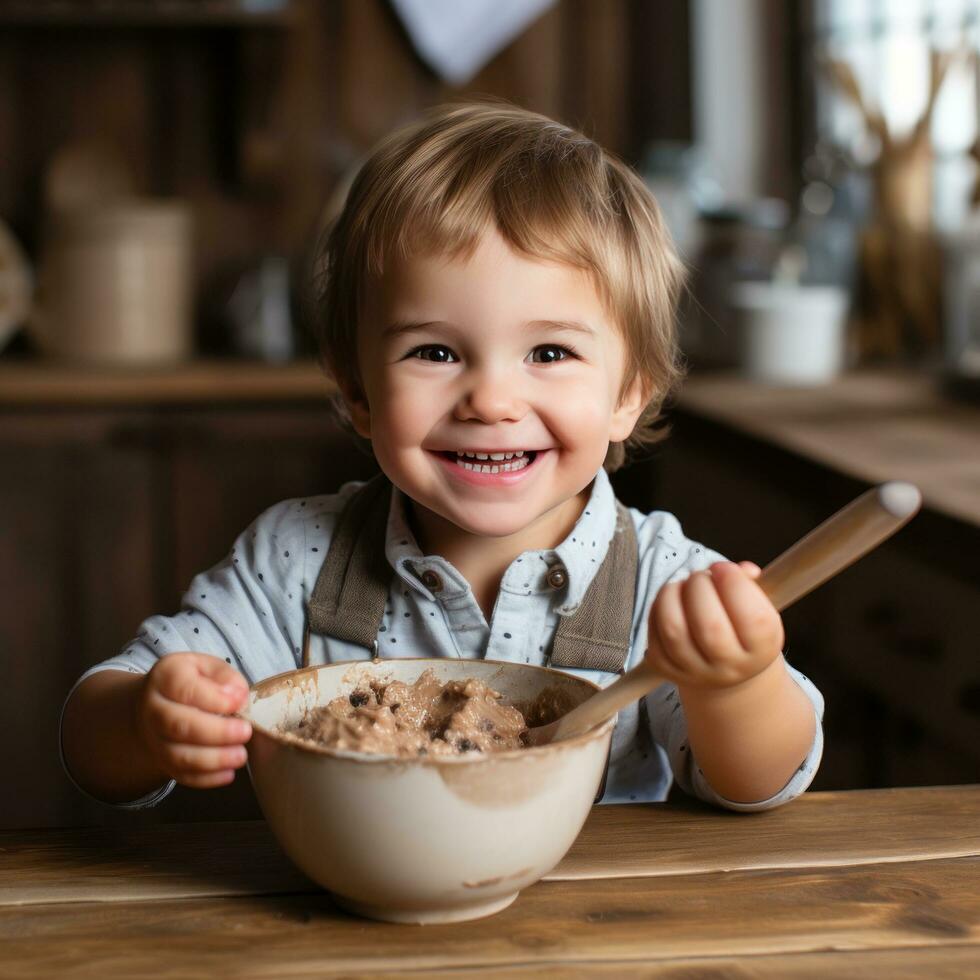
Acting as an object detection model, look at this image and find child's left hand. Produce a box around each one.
[645,561,784,691]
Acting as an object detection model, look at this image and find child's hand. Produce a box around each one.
[645,561,784,691]
[135,652,252,789]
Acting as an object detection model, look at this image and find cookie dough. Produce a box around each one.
[282,670,528,757]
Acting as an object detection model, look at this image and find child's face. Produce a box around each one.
[344,227,647,542]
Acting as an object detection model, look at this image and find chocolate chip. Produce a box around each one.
[349,691,369,707]
[481,719,495,732]
[457,738,477,752]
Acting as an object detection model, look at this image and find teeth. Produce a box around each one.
[453,453,531,474]
[455,450,526,461]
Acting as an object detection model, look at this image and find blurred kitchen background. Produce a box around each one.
[1,0,978,830]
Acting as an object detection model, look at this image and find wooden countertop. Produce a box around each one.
[677,369,980,529]
[2,786,978,975]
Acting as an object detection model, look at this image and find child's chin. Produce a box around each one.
[469,521,529,538]
[446,510,532,539]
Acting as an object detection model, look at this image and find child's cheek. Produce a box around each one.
[382,382,436,433]
[544,376,618,439]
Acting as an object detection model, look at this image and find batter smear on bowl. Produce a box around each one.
[281,670,528,757]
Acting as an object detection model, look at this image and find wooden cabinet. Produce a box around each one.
[0,398,378,830]
[656,410,980,792]
[822,545,980,787]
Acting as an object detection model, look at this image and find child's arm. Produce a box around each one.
[61,654,252,805]
[646,561,816,804]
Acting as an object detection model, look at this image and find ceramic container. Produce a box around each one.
[241,658,614,924]
[731,281,849,384]
[33,201,192,365]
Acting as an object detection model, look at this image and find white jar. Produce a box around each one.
[731,281,849,384]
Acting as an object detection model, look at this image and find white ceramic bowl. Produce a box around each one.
[241,658,614,924]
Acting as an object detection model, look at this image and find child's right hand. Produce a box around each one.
[136,652,252,789]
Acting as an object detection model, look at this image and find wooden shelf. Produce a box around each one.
[0,358,334,405]
[0,1,296,28]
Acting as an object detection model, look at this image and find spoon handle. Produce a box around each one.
[758,482,920,611]
[536,482,921,746]
[540,665,660,744]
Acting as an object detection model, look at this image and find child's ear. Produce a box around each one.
[609,374,652,443]
[337,377,372,440]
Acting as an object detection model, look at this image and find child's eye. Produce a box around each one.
[406,345,457,363]
[530,344,578,364]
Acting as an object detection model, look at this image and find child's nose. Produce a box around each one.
[455,369,526,423]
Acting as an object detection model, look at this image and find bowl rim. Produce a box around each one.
[239,657,616,765]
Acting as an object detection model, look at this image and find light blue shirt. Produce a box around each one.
[61,467,824,811]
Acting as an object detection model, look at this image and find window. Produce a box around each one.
[813,0,978,229]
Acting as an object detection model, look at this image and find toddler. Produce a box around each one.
[61,101,822,810]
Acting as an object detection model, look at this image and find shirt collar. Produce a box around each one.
[550,467,618,614]
[385,487,446,599]
[386,487,473,599]
[384,467,620,607]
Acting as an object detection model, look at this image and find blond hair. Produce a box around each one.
[308,99,686,472]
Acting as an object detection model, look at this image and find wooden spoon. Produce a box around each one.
[525,481,921,747]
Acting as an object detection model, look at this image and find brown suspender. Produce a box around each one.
[304,472,637,673]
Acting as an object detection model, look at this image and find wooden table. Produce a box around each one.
[2,786,978,976]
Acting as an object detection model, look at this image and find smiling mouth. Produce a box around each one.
[436,449,541,473]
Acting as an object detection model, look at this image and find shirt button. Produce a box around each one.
[546,565,567,589]
[420,569,444,592]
